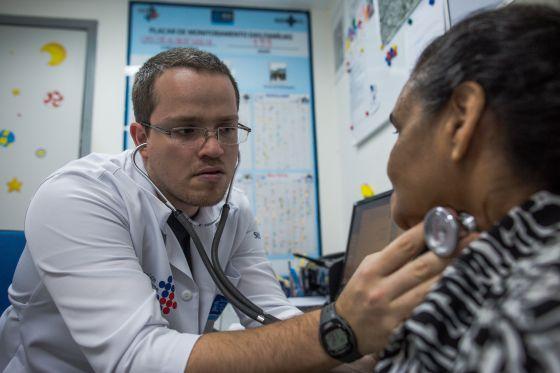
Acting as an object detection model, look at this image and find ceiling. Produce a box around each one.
[141,0,337,11]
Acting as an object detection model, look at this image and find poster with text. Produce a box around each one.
[126,3,320,276]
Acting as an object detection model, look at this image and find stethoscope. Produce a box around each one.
[132,143,279,325]
[424,207,478,257]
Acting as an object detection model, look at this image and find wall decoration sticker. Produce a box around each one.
[43,90,64,107]
[6,177,22,193]
[40,42,67,66]
[0,129,15,147]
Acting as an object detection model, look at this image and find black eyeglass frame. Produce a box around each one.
[139,121,252,145]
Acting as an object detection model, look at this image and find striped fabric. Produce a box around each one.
[376,191,560,372]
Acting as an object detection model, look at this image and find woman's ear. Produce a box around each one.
[447,81,486,162]
[130,122,148,147]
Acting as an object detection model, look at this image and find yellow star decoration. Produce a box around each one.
[12,88,20,96]
[361,183,375,198]
[7,177,22,193]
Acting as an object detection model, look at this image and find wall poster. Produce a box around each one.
[343,0,446,146]
[126,2,321,276]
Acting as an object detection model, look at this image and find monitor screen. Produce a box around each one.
[341,191,401,285]
[446,0,503,27]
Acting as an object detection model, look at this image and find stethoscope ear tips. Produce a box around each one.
[424,207,477,257]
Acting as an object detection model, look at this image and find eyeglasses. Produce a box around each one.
[140,122,251,146]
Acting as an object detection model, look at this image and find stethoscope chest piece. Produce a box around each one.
[424,207,476,257]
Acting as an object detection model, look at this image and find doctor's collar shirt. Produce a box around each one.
[0,150,301,372]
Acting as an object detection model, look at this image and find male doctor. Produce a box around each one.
[0,48,461,372]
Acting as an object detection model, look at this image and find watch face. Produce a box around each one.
[326,328,349,353]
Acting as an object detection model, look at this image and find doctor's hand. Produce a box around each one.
[335,222,479,356]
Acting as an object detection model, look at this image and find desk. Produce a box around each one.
[288,296,328,312]
[216,296,329,330]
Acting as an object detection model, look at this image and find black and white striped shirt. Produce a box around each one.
[376,191,560,372]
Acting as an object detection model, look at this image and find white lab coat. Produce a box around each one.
[0,150,300,372]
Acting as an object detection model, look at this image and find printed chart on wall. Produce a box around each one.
[0,22,88,231]
[126,3,320,275]
[343,0,445,145]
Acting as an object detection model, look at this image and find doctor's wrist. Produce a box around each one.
[319,302,362,363]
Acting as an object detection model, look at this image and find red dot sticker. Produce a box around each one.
[159,298,166,305]
[166,300,173,307]
[163,307,170,314]
[169,293,174,300]
[172,302,177,309]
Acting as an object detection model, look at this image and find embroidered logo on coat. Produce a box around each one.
[156,275,177,315]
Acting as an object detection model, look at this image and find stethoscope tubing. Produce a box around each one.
[132,144,278,325]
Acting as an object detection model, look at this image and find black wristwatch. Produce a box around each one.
[319,302,362,363]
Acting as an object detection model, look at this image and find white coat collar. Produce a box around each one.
[125,149,172,232]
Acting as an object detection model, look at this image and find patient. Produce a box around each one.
[376,4,560,372]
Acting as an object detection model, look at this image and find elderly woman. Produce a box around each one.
[370,4,560,372]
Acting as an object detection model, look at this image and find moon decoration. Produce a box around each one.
[41,42,67,66]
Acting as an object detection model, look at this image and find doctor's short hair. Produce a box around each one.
[408,4,560,193]
[132,47,240,124]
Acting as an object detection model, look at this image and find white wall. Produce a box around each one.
[315,1,398,254]
[1,0,129,154]
[328,69,397,253]
[307,4,348,255]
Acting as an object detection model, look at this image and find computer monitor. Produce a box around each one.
[341,190,401,286]
[446,0,503,27]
